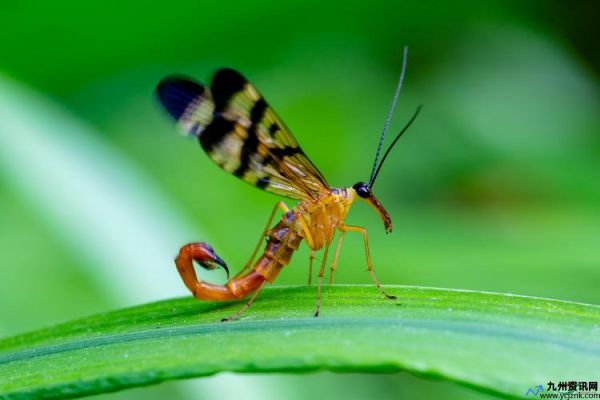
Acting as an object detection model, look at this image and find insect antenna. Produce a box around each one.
[368,104,423,188]
[367,46,409,186]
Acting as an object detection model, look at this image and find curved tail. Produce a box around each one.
[175,242,265,301]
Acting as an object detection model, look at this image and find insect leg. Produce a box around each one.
[221,280,268,322]
[314,243,331,317]
[339,224,397,300]
[234,201,290,278]
[329,230,346,284]
[308,249,315,285]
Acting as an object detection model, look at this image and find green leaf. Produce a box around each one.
[0,285,598,399]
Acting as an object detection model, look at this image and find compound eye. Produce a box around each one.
[353,182,371,198]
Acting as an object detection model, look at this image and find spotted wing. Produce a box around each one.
[156,68,329,200]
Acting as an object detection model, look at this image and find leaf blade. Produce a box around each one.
[1,285,599,399]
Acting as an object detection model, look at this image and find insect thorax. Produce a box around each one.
[292,188,357,250]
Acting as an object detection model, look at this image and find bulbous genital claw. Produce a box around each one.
[190,242,230,279]
[175,242,267,304]
[211,254,229,278]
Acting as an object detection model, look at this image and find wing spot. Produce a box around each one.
[271,146,302,158]
[256,177,271,189]
[199,118,235,152]
[234,98,268,177]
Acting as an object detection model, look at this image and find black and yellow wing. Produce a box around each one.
[156,68,329,200]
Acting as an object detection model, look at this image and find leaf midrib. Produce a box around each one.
[2,314,598,366]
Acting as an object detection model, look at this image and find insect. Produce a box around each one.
[156,47,421,321]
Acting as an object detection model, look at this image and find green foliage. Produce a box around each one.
[1,2,599,399]
[2,285,599,399]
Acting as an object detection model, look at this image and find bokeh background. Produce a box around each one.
[1,1,598,399]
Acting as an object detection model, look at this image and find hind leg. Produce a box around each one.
[235,201,290,278]
[221,280,268,322]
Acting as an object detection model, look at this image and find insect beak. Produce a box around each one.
[366,193,393,234]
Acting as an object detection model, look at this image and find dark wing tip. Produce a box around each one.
[156,75,205,120]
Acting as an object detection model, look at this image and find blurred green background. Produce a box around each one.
[1,1,598,399]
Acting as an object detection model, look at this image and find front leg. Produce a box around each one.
[338,224,397,300]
